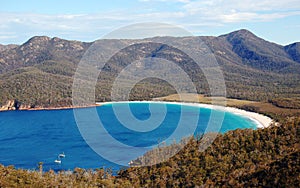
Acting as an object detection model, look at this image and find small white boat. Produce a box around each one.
[54,158,61,164]
[59,152,65,158]
[54,152,65,164]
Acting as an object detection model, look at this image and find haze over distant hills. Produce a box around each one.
[0,29,299,109]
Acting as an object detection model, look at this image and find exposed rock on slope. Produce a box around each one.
[0,100,21,111]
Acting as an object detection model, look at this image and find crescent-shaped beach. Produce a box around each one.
[97,101,273,129]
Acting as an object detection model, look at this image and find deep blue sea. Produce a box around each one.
[0,102,258,172]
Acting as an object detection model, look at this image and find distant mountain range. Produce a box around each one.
[0,29,299,109]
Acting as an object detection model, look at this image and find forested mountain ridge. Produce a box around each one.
[219,29,298,73]
[284,42,300,63]
[0,36,90,73]
[0,29,299,109]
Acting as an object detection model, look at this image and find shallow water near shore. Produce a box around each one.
[0,102,258,171]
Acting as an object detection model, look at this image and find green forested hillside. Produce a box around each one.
[285,42,300,63]
[0,29,300,108]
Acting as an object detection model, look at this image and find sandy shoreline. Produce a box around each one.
[0,104,101,112]
[97,101,273,128]
[28,104,102,111]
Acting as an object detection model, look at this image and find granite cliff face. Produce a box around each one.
[0,100,21,111]
[0,29,299,110]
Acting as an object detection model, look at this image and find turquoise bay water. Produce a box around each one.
[0,102,257,171]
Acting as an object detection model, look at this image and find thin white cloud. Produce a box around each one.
[0,0,299,44]
[139,0,190,3]
[184,0,300,13]
[183,0,300,22]
[217,12,300,23]
[0,36,17,40]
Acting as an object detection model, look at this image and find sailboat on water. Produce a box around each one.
[54,152,66,164]
[59,152,65,158]
[54,156,61,164]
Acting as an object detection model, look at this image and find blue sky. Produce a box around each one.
[0,0,299,45]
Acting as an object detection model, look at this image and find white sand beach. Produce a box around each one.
[96,101,273,128]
